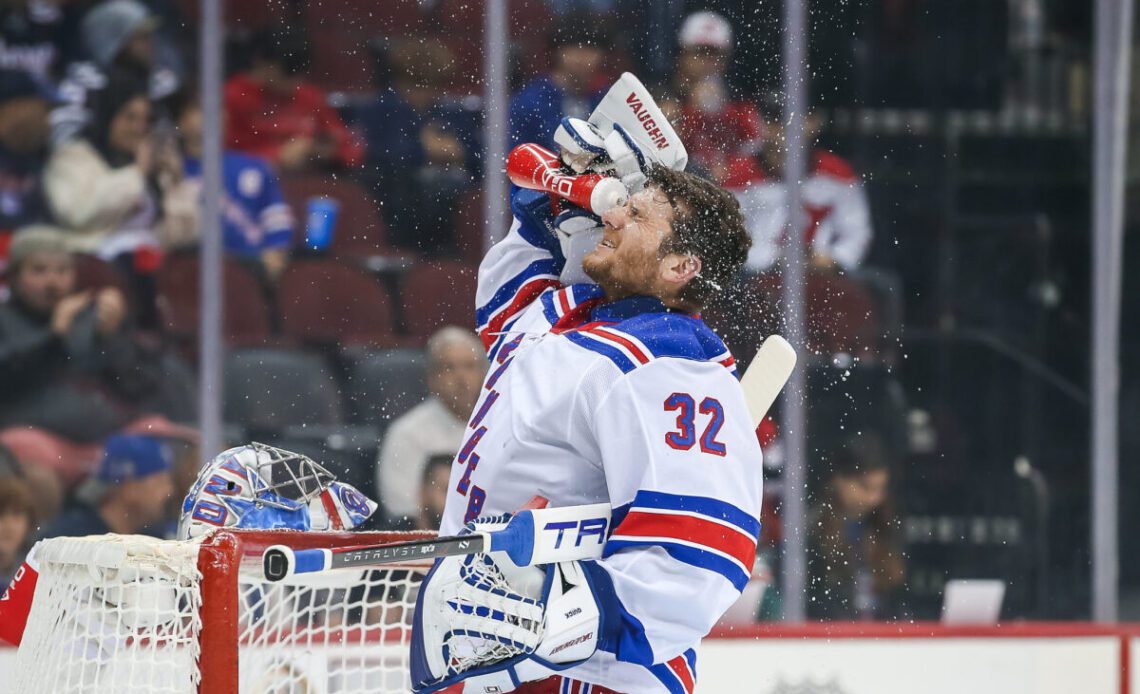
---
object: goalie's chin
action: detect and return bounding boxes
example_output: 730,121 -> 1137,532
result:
581,249 -> 610,284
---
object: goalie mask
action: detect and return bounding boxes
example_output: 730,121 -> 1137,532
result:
177,443 -> 378,539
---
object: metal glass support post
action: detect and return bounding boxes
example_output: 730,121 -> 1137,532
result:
198,0 -> 224,458
780,0 -> 810,623
1090,0 -> 1133,623
483,0 -> 509,251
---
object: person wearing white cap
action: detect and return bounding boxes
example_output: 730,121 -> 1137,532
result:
672,11 -> 766,189
675,10 -> 734,96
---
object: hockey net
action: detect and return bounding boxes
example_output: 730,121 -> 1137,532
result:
12,529 -> 435,693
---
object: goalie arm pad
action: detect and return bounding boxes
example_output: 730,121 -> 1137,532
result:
475,187 -> 567,354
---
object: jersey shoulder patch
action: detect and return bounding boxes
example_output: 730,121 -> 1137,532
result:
564,312 -> 736,375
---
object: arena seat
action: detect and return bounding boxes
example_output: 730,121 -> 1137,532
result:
339,347 -> 428,426
399,260 -> 478,340
280,175 -> 394,258
306,0 -> 427,91
156,251 -> 271,348
278,259 -> 399,347
224,347 -> 345,431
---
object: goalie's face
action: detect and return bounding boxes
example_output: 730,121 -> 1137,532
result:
583,186 -> 701,307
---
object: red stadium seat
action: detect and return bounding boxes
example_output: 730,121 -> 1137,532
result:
277,258 -> 398,347
399,259 -> 478,340
280,175 -> 395,258
305,1 -> 429,90
434,0 -> 554,92
156,252 -> 271,348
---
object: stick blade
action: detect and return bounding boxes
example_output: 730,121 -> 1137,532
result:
740,335 -> 798,427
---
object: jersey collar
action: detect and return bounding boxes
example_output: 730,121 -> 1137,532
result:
590,294 -> 669,322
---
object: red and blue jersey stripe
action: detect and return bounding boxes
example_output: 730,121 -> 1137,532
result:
559,304 -> 739,377
650,649 -> 697,694
476,258 -> 561,350
564,324 -> 654,374
606,490 -> 760,591
541,283 -> 605,331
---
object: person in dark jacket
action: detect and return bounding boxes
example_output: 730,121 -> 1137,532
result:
0,226 -> 165,514
0,69 -> 54,240
507,19 -> 608,148
358,37 -> 480,255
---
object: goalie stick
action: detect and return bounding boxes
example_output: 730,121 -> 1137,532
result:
262,335 -> 796,582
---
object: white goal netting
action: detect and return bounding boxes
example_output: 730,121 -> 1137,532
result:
9,531 -> 431,694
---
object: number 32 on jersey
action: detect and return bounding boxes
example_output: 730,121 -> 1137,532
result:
664,393 -> 727,456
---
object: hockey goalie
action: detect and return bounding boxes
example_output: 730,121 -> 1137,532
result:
408,74 -> 764,694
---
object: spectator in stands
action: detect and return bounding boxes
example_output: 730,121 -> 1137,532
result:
376,327 -> 486,525
0,0 -> 82,84
0,69 -> 53,240
164,87 -> 294,281
0,226 -> 166,515
672,11 -> 765,188
81,0 -> 178,93
44,74 -> 182,325
807,435 -> 906,620
706,95 -> 879,360
359,37 -> 480,255
52,0 -> 182,145
38,434 -> 175,539
508,18 -> 608,148
416,454 -> 452,531
0,476 -> 34,592
737,95 -> 873,274
225,27 -> 363,172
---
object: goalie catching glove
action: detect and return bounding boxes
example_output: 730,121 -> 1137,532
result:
555,117 -> 654,193
554,72 -> 688,194
549,72 -> 689,283
410,514 -> 605,693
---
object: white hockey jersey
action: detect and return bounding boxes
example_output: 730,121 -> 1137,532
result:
440,188 -> 764,693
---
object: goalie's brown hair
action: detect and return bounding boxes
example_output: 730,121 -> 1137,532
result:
648,166 -> 750,309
